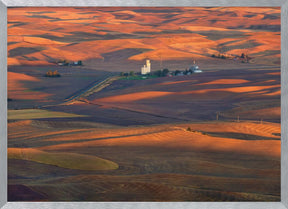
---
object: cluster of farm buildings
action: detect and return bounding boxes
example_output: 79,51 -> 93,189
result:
140,59 -> 202,76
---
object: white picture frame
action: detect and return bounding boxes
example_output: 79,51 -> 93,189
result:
1,0 -> 287,208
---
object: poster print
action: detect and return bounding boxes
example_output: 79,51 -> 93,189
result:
7,7 -> 280,201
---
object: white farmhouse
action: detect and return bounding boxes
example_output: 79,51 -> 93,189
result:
189,60 -> 202,73
141,60 -> 151,75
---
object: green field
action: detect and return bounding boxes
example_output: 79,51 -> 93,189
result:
8,109 -> 86,120
8,148 -> 119,171
119,75 -> 161,80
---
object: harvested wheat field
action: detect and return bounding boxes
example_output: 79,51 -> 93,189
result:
8,6 -> 280,202
8,119 -> 280,201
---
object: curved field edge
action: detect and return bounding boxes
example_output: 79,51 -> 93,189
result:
8,148 -> 119,171
8,109 -> 87,120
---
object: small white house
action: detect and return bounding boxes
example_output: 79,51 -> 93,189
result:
189,61 -> 202,73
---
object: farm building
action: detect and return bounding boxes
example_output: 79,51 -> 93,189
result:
189,61 -> 202,73
141,60 -> 151,75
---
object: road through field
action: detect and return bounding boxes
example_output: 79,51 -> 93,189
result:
62,75 -> 120,105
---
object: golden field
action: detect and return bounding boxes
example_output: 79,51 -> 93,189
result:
8,69 -> 281,201
8,7 -> 280,201
8,7 -> 280,67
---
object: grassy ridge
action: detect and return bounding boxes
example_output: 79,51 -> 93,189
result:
8,148 -> 119,171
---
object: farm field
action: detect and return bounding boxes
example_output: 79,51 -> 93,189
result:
8,109 -> 86,120
8,65 -> 117,109
7,7 -> 281,202
8,7 -> 280,67
42,68 -> 280,125
8,66 -> 280,201
8,119 -> 280,201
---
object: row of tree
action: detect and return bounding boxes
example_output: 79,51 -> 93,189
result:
211,42 -> 255,63
45,70 -> 61,77
120,68 -> 170,78
151,68 -> 170,77
120,67 -> 202,78
211,52 -> 252,63
120,71 -> 135,77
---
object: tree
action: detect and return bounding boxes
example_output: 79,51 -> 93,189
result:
45,70 -> 61,77
153,70 -> 162,77
129,71 -> 135,76
77,60 -> 83,65
46,70 -> 53,77
162,68 -> 169,76
175,70 -> 181,76
53,70 -> 58,76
